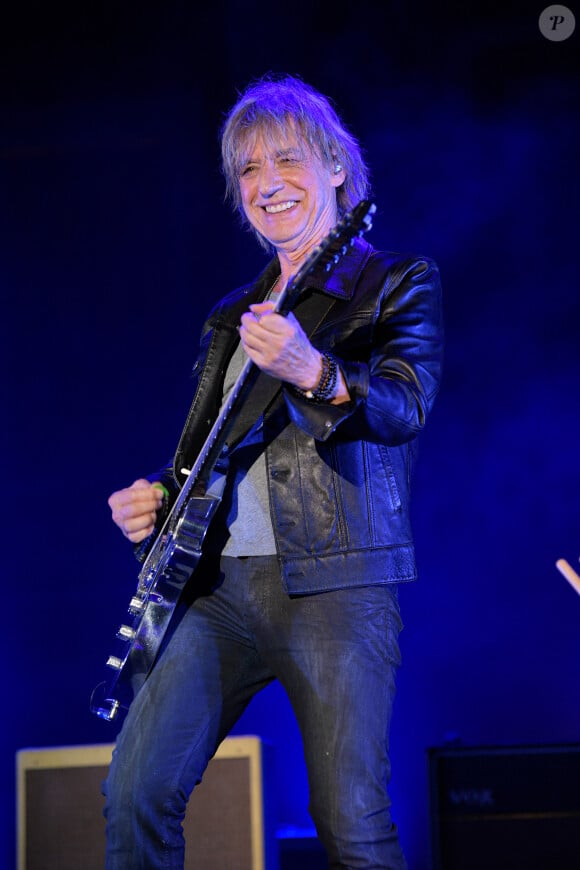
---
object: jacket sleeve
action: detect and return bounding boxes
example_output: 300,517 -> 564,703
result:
283,256 -> 444,446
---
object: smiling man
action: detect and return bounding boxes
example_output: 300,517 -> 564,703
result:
104,75 -> 444,869
238,136 -> 344,267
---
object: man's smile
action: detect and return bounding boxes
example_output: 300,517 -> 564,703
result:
263,200 -> 299,214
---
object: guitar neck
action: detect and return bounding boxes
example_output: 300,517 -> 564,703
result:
174,273 -> 296,502
180,352 -> 257,488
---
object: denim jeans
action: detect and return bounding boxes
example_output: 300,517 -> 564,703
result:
103,555 -> 407,869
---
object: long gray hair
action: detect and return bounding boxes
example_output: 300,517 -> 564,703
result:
221,74 -> 371,228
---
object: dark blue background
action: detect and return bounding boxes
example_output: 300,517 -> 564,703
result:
2,2 -> 579,868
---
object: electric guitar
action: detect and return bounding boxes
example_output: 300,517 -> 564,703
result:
91,200 -> 376,721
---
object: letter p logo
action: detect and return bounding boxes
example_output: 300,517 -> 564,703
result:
539,5 -> 576,41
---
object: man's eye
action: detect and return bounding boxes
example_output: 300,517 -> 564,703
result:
240,165 -> 257,177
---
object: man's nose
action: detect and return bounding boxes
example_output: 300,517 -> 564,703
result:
258,162 -> 284,197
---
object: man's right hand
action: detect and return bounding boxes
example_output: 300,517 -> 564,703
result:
108,479 -> 165,543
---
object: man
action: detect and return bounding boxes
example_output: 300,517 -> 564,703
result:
104,74 -> 443,869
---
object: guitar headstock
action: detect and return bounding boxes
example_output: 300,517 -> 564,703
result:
278,200 -> 376,312
317,199 -> 376,272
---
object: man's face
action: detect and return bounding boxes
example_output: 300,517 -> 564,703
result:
238,128 -> 345,258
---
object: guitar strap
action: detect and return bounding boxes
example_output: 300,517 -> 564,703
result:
224,287 -> 338,451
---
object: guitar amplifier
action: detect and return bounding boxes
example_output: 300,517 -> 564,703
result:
428,743 -> 580,870
17,736 -> 278,870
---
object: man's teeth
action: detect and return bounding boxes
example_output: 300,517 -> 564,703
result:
265,201 -> 296,214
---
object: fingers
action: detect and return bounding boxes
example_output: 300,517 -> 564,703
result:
108,479 -> 164,543
248,301 -> 277,321
239,305 -> 321,387
239,305 -> 298,355
240,304 -> 284,342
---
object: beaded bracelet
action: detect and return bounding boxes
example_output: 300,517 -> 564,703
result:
293,352 -> 338,402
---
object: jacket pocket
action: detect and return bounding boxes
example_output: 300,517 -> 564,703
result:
377,444 -> 402,512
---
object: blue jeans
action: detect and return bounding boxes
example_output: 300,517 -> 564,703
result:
103,555 -> 407,869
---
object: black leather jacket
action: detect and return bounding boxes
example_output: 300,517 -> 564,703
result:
153,237 -> 443,595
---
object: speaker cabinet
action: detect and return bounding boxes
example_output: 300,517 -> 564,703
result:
17,736 -> 278,870
428,743 -> 580,870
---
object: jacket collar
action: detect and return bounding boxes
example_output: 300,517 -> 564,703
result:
253,236 -> 373,304
307,236 -> 373,299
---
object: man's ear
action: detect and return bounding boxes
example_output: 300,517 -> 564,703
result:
331,162 -> 346,187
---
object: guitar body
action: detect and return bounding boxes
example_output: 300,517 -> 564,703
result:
92,493 -> 222,720
92,200 -> 376,722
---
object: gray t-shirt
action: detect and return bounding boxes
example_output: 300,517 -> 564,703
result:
220,340 -> 277,556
